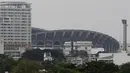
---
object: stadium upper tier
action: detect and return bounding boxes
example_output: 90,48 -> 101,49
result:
32,27 -> 119,53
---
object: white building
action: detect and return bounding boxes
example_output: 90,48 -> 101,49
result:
97,53 -> 114,63
96,43 -> 130,65
97,52 -> 130,65
63,41 -> 93,56
70,57 -> 83,65
64,41 -> 94,64
0,1 -> 31,58
88,48 -> 104,62
43,52 -> 53,61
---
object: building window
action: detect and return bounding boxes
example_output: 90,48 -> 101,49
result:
22,21 -> 27,23
4,18 -> 9,20
22,15 -> 27,17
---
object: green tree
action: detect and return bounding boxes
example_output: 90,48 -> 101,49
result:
22,49 -> 65,62
119,62 -> 130,73
52,62 -> 81,73
22,49 -> 43,61
12,59 -> 41,73
0,54 -> 17,73
84,61 -> 119,73
0,60 -> 5,73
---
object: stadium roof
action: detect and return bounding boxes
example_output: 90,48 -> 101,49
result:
32,27 -> 119,53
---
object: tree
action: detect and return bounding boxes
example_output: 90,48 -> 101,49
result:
52,62 -> 81,73
22,49 -> 65,62
0,54 -> 17,73
84,61 -> 119,73
119,62 -> 130,73
50,49 -> 65,62
22,49 -> 43,61
12,59 -> 41,73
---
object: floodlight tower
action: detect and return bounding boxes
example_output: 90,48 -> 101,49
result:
122,19 -> 128,52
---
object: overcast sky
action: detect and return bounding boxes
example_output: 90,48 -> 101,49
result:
1,0 -> 130,43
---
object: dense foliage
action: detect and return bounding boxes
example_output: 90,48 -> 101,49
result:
119,63 -> 130,73
22,49 -> 65,62
22,49 -> 43,61
1,49 -> 130,73
84,61 -> 119,73
12,59 -> 41,73
0,54 -> 17,73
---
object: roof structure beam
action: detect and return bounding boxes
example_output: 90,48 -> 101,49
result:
45,32 -> 47,39
53,32 -> 56,38
79,31 -> 83,36
71,31 -> 75,37
62,31 -> 66,37
86,32 -> 90,38
93,33 -> 98,38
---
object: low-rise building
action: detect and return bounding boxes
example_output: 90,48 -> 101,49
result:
97,53 -> 114,63
66,56 -> 84,65
63,41 -> 93,56
97,52 -> 130,65
88,48 -> 104,62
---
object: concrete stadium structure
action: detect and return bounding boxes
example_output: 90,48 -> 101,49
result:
32,27 -> 119,53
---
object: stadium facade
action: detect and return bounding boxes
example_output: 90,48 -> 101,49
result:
32,27 -> 120,53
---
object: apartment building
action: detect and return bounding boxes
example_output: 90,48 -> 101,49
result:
0,1 -> 31,59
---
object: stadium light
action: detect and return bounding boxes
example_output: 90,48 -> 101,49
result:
122,19 -> 128,52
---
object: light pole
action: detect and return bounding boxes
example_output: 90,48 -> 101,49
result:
122,19 -> 128,52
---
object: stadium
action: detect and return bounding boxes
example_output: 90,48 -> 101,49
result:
32,27 -> 120,53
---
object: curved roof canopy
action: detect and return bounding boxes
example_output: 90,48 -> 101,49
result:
32,27 -> 119,53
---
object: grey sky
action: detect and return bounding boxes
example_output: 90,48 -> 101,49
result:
2,0 -> 130,43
